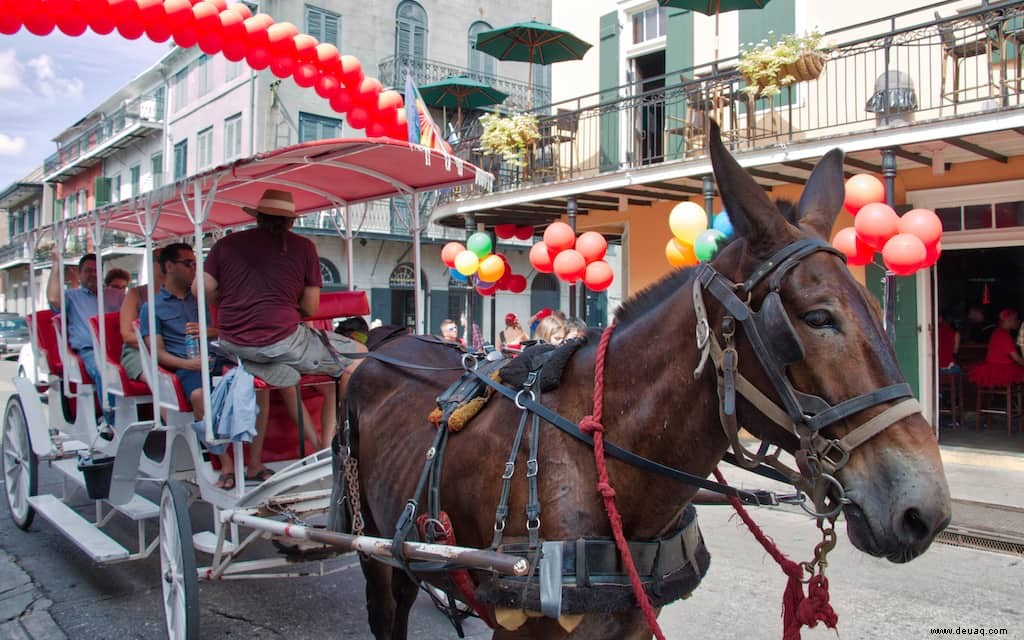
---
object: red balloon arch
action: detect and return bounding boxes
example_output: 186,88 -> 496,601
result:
0,0 -> 410,141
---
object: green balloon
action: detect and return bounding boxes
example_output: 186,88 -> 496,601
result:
694,229 -> 726,262
467,232 -> 492,258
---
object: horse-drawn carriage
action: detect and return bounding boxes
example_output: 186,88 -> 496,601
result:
2,130 -> 951,640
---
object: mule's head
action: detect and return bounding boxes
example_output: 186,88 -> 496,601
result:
707,123 -> 951,562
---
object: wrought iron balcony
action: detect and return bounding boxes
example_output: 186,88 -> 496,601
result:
378,54 -> 548,114
43,92 -> 165,181
446,0 -> 1024,195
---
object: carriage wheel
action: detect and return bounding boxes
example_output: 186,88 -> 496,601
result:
2,395 -> 37,530
160,480 -> 199,640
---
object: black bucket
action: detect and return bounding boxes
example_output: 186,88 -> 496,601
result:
78,456 -> 115,500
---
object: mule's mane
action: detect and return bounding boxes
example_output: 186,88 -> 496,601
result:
613,265 -> 699,327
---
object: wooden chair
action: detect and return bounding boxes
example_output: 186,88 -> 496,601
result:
937,11 -> 998,111
974,381 -> 1021,434
938,369 -> 963,428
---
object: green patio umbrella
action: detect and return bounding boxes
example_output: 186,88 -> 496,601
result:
658,0 -> 772,61
474,20 -> 592,107
418,75 -> 508,130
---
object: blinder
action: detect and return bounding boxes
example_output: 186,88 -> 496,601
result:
755,291 -> 804,366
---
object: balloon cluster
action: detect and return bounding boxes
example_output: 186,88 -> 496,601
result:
442,233 -> 527,297
0,0 -> 406,139
665,201 -> 733,268
832,174 -> 943,276
528,222 -> 614,291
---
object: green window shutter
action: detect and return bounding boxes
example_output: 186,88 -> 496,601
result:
598,11 -> 620,173
370,288 -> 390,327
664,9 -> 694,161
306,6 -> 324,42
429,289 -> 448,338
866,264 -> 919,397
324,13 -> 339,48
94,177 -> 111,206
739,0 -> 796,107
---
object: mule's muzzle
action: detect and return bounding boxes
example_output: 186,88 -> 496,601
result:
842,498 -> 950,563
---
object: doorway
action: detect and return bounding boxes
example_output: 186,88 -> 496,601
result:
632,50 -> 665,165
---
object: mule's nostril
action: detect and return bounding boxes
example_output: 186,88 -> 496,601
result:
901,507 -> 931,543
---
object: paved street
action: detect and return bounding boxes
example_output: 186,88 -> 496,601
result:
1,359 -> 1022,639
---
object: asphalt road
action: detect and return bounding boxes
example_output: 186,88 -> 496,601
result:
1,359 -> 1022,639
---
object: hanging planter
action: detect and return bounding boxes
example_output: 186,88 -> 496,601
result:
739,31 -> 828,98
478,112 -> 540,168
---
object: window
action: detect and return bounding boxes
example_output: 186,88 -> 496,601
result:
468,21 -> 495,78
173,139 -> 188,180
224,114 -> 242,160
632,6 -> 667,44
226,57 -> 244,81
151,152 -> 163,189
112,174 -> 122,201
306,5 -> 339,48
197,126 -> 214,169
129,164 -> 141,197
172,68 -> 188,111
298,112 -> 342,142
197,55 -> 210,96
395,1 -> 427,62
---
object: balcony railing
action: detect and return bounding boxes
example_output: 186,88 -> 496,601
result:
0,242 -> 31,265
447,0 -> 1024,195
44,92 -> 165,177
293,200 -> 470,240
378,53 -> 548,114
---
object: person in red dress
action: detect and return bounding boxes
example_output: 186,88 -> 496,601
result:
969,308 -> 1024,387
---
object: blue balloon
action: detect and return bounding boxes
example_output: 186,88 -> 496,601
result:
712,210 -> 734,238
450,267 -> 468,282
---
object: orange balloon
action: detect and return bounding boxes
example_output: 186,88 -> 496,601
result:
831,227 -> 874,266
897,208 -> 942,248
844,174 -> 885,215
583,261 -> 614,291
922,241 -> 942,269
854,202 -> 900,251
882,233 -> 927,276
477,254 -> 506,283
543,222 -> 576,253
665,238 -> 698,268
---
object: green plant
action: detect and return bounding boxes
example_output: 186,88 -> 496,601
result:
738,31 -> 826,98
478,112 -> 540,167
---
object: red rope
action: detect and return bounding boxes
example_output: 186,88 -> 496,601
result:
579,324 -> 667,640
711,468 -> 838,640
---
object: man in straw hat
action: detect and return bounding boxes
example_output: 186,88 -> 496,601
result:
198,188 -> 365,481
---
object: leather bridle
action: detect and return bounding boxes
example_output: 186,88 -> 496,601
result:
693,237 -> 922,518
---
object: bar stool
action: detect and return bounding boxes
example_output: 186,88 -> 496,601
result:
938,368 -> 963,428
974,382 -> 1021,434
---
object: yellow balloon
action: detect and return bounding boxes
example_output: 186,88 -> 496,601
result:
477,254 -> 506,282
665,238 -> 698,269
669,201 -> 708,245
454,250 -> 480,276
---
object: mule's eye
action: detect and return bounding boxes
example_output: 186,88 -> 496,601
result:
803,309 -> 834,328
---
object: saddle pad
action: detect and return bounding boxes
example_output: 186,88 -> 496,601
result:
428,358 -> 508,432
499,336 -> 587,392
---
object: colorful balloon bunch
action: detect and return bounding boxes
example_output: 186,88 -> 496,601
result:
665,201 -> 732,268
832,174 -> 943,276
442,234 -> 527,297
0,0 -> 406,139
528,222 -> 614,291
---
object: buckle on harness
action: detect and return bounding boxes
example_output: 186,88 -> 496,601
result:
502,462 -> 515,479
816,438 -> 850,471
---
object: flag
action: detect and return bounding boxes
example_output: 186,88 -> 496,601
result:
403,71 -> 451,153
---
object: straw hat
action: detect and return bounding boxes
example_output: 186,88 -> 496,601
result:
242,188 -> 300,218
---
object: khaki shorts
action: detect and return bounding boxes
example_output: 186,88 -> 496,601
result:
121,345 -> 143,380
219,325 -> 359,377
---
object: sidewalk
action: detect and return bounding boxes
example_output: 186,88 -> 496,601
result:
0,549 -> 64,640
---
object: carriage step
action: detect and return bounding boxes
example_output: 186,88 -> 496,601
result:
193,531 -> 236,555
27,495 -> 130,563
50,458 -> 159,520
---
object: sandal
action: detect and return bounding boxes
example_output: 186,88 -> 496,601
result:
245,468 -> 275,483
215,472 -> 236,490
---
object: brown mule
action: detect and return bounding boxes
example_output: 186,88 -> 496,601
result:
342,124 -> 951,639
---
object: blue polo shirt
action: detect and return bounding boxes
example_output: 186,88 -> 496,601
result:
53,286 -> 125,352
140,287 -> 207,359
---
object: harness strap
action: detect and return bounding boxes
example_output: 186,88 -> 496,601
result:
491,382 -> 535,549
827,398 -> 922,459
350,350 -> 465,371
526,391 -> 543,548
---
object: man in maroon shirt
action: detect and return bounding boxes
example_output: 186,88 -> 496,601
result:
200,189 -> 364,480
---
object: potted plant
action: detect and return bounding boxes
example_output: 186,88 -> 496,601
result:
478,112 -> 541,167
738,31 -> 828,98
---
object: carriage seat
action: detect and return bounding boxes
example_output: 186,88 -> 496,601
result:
51,314 -> 93,386
133,320 -> 192,414
88,313 -> 151,397
26,309 -> 63,380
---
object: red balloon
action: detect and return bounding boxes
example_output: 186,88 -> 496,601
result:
329,89 -> 353,114
923,241 -> 942,269
293,62 -> 319,88
508,274 -> 528,294
390,109 -> 409,141
293,34 -> 319,62
897,208 -> 942,248
197,30 -> 225,54
172,25 -> 199,48
514,225 -> 534,241
246,46 -> 272,70
242,13 -> 272,49
441,242 -> 465,268
584,261 -> 614,291
267,22 -> 298,55
575,231 -> 607,263
347,106 -> 370,130
191,0 -> 220,30
367,119 -> 387,138
206,0 -> 227,10
24,12 -> 55,36
163,0 -> 193,27
494,224 -> 516,239
831,227 -> 874,267
476,284 -> 495,297
882,233 -> 927,276
854,202 -> 900,251
145,20 -> 172,41
339,55 -> 364,89
529,241 -> 556,273
270,54 -> 296,79
57,11 -> 89,36
222,37 -> 246,60
0,15 -> 21,35
378,90 -> 403,112
553,250 -> 587,283
138,0 -> 166,27
117,19 -> 146,39
844,174 -> 886,215
543,222 -> 575,253
355,77 -> 382,107
45,0 -> 75,15
228,2 -> 251,20
315,43 -> 341,73
315,73 -> 340,99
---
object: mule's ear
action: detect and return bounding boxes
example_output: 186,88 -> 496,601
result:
796,148 -> 846,240
709,121 -> 785,256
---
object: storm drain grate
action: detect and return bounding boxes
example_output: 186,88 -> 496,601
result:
935,527 -> 1024,557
